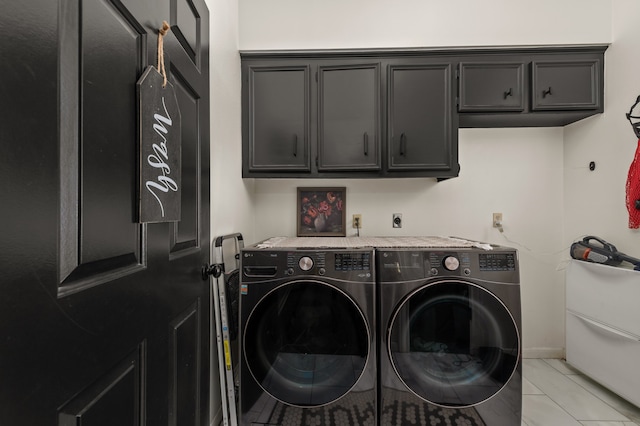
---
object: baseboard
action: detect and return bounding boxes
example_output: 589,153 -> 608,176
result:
211,407 -> 222,426
523,347 -> 565,359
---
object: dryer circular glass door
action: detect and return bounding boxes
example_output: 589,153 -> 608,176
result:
388,280 -> 520,407
244,280 -> 370,407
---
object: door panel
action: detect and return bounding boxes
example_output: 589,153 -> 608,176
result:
318,64 -> 381,171
245,65 -> 311,172
173,0 -> 200,61
81,0 -> 141,265
171,71 -> 201,254
458,62 -> 525,112
388,64 -> 454,171
170,301 -> 202,426
531,60 -> 600,110
58,343 -> 145,426
58,0 -> 146,291
0,0 -> 210,425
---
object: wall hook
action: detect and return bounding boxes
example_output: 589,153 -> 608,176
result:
626,95 -> 640,138
589,161 -> 596,171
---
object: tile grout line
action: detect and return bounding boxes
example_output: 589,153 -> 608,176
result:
566,375 -> 639,426
523,394 -> 582,426
560,371 -> 635,423
541,359 -> 590,423
524,360 -> 591,423
542,358 -> 635,424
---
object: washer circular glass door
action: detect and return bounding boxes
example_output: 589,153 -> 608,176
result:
244,280 -> 370,407
388,280 -> 519,407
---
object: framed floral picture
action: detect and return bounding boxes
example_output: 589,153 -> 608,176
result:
297,187 -> 346,237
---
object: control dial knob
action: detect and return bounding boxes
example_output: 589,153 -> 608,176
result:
443,256 -> 460,271
298,256 -> 314,271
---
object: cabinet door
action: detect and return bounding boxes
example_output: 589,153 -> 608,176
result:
318,64 -> 381,171
531,60 -> 601,110
388,63 -> 455,171
246,65 -> 310,172
458,62 -> 525,112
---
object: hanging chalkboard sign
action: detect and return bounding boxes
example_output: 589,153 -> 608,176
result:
137,65 -> 182,223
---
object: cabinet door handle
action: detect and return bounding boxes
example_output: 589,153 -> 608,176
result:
363,132 -> 369,156
293,134 -> 298,157
504,88 -> 513,99
400,133 -> 406,156
542,86 -> 552,98
567,309 -> 640,342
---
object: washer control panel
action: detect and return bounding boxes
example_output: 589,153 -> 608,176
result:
377,248 -> 519,283
427,252 -> 472,276
334,252 -> 371,272
242,248 -> 374,282
287,252 -> 325,274
479,253 -> 516,271
287,250 -> 372,279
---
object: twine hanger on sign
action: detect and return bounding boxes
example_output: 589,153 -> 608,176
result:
157,21 -> 170,87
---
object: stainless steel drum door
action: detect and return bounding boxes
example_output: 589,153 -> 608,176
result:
388,280 -> 520,407
244,279 -> 370,407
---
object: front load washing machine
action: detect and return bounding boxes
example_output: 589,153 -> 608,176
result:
239,247 -> 376,426
377,247 -> 521,426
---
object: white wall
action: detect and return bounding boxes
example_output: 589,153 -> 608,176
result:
209,0 -> 253,241
239,0 -> 611,50
207,0 -> 250,424
564,0 -> 640,256
238,0 -> 614,358
252,129 -> 567,356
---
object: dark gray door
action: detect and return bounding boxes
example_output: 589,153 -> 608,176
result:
387,63 -> 456,172
243,63 -> 311,173
458,62 -> 525,112
0,0 -> 210,425
531,60 -> 600,110
318,63 -> 381,171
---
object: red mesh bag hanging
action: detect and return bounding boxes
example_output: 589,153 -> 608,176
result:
626,139 -> 640,228
625,96 -> 640,229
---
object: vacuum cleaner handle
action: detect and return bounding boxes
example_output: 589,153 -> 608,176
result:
582,235 -> 618,253
581,236 -> 640,270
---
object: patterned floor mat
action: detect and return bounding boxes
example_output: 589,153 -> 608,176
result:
257,390 -> 486,425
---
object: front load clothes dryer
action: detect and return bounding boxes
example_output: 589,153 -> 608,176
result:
239,247 -> 376,426
377,247 -> 521,426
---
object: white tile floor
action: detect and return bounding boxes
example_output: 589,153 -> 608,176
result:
523,359 -> 640,426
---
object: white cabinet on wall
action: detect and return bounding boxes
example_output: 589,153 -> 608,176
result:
566,260 -> 640,407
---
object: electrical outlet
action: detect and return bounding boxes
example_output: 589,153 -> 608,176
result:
353,214 -> 362,228
493,213 -> 503,228
393,213 -> 402,228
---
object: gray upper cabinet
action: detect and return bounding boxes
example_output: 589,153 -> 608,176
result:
318,63 -> 381,171
388,62 -> 457,173
458,62 -> 525,112
457,46 -> 606,128
531,59 -> 600,111
240,45 -> 606,179
243,63 -> 311,173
